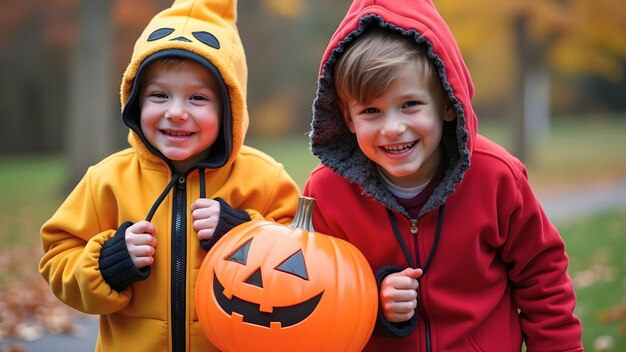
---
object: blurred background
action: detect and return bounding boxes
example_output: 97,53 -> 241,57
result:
1,0 -> 625,351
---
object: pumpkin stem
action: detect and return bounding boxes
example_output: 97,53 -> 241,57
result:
288,196 -> 316,231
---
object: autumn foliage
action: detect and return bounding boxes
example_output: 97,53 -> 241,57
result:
0,246 -> 90,346
434,0 -> 626,104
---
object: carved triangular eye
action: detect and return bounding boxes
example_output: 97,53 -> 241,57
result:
225,238 -> 252,265
275,250 -> 308,280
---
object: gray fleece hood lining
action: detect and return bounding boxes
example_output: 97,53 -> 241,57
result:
309,15 -> 470,217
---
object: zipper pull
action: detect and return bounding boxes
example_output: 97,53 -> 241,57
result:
410,219 -> 418,235
176,175 -> 186,191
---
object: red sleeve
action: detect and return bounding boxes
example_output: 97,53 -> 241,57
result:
500,173 -> 583,351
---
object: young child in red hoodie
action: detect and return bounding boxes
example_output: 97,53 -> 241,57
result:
303,0 -> 583,351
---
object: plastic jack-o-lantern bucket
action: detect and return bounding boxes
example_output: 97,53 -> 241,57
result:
196,196 -> 378,351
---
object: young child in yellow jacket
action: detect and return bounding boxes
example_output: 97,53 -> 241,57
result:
39,1 -> 300,351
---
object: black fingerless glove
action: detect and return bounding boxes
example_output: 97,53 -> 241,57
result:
99,221 -> 151,291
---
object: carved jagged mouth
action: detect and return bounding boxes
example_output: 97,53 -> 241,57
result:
212,272 -> 323,328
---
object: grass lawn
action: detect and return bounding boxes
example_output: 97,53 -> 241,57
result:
1,116 -> 625,349
479,116 -> 626,194
562,209 -> 626,350
0,154 -> 66,248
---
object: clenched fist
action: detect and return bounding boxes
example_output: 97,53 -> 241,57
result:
190,198 -> 221,241
380,267 -> 423,322
125,220 -> 157,269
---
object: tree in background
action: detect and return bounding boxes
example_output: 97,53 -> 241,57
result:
64,1 -> 113,189
0,0 -> 75,154
1,0 -> 625,165
437,0 -> 626,161
238,0 -> 349,137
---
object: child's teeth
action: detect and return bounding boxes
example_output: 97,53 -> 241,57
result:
386,142 -> 413,152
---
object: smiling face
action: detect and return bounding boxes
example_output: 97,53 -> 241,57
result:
341,61 -> 455,188
139,59 -> 221,172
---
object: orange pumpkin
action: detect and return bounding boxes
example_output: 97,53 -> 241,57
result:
196,196 -> 378,351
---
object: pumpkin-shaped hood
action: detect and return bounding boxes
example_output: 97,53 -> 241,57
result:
121,0 -> 248,168
309,0 -> 475,215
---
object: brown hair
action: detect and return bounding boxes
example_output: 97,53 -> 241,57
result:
334,29 -> 440,104
154,57 -> 190,70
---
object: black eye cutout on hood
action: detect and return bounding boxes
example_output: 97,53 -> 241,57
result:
193,31 -> 220,49
146,28 -> 221,49
148,28 -> 175,41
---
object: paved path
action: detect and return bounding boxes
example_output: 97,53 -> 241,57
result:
1,318 -> 99,352
537,182 -> 626,224
4,182 -> 625,351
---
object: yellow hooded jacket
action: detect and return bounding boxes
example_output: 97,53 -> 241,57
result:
39,1 -> 300,350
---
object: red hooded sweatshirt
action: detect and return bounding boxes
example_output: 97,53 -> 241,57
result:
303,0 -> 583,351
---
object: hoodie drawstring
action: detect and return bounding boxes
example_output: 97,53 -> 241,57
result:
386,203 -> 445,273
145,173 -> 181,222
386,204 -> 445,352
144,168 -> 207,222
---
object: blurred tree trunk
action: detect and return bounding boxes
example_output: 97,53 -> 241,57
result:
512,13 -> 552,163
512,4 -> 563,163
524,65 -> 551,142
65,2 -> 114,190
511,14 -> 529,163
0,12 -> 48,154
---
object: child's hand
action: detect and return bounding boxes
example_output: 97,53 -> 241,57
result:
380,267 -> 423,322
190,198 -> 221,241
125,221 -> 157,269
